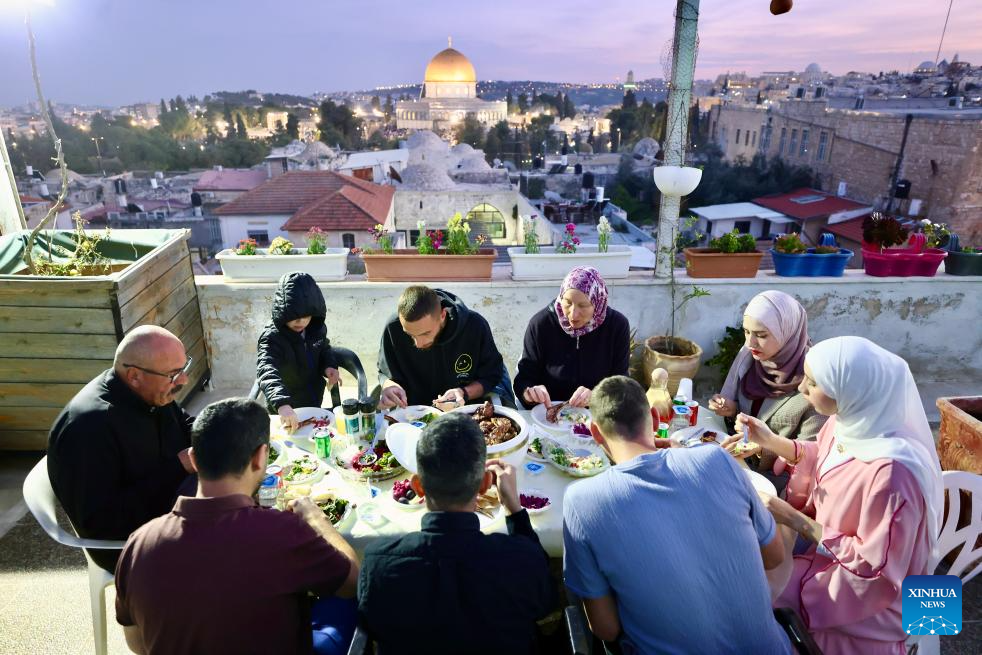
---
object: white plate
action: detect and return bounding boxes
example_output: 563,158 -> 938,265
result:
282,407 -> 336,452
543,441 -> 610,478
388,480 -> 427,511
672,426 -> 726,447
282,454 -> 326,486
266,441 -> 289,468
745,469 -> 778,496
384,405 -> 443,426
519,488 -> 552,515
530,402 -> 591,433
525,433 -> 558,463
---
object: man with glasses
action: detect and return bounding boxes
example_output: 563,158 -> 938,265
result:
48,325 -> 197,572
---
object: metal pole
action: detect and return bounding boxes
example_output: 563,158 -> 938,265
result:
655,0 -> 699,278
0,127 -> 27,234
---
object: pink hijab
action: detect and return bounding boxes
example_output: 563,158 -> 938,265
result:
721,290 -> 810,401
554,266 -> 609,338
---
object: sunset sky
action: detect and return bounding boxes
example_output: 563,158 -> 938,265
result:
1,0 -> 978,106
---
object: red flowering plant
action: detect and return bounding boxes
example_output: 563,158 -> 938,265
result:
306,227 -> 328,254
235,238 -> 258,256
366,224 -> 394,254
415,221 -> 445,255
556,223 -> 581,254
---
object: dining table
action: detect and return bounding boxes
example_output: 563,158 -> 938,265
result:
269,402 -> 775,558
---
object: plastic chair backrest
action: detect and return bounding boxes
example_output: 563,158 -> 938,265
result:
933,470 -> 982,584
22,456 -> 126,550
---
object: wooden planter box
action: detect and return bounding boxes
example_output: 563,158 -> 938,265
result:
361,249 -> 496,281
684,248 -> 763,278
0,229 -> 208,450
937,396 -> 982,474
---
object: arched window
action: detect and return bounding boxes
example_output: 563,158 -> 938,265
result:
466,203 -> 505,239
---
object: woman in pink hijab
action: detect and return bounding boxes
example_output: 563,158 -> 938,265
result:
513,266 -> 630,409
724,336 -> 943,655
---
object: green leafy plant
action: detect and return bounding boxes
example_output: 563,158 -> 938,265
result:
368,224 -> 394,254
445,212 -> 487,255
523,215 -> 540,254
862,212 -> 908,252
919,219 -> 951,249
814,245 -> 840,254
306,227 -> 327,254
235,238 -> 258,256
774,233 -> 807,254
705,325 -> 745,387
415,221 -> 444,255
710,230 -> 757,254
268,236 -> 294,255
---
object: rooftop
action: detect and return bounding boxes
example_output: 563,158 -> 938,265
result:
192,169 -> 267,192
752,188 -> 872,221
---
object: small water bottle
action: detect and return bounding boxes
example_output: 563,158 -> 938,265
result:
258,475 -> 280,508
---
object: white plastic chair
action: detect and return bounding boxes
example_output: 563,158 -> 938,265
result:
907,470 -> 982,655
22,456 -> 126,655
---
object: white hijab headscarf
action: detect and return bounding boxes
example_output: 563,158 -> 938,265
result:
806,336 -> 943,546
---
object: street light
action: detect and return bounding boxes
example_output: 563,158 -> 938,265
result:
90,136 -> 104,175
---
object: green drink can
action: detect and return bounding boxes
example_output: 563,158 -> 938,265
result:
313,429 -> 332,459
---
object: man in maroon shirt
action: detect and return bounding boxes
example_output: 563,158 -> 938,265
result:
114,398 -> 359,655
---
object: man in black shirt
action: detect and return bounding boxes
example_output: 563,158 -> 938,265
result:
47,325 -> 196,572
378,286 -> 510,409
358,413 -> 556,654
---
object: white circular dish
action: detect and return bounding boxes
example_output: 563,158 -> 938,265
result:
266,441 -> 289,468
385,405 -> 443,426
281,407 -> 336,451
672,426 -> 726,447
530,402 -> 592,434
519,488 -> 552,515
543,441 -> 610,478
282,453 -> 326,486
388,480 -> 427,511
525,433 -> 557,463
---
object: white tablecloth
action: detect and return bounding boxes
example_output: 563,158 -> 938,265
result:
271,407 -> 767,557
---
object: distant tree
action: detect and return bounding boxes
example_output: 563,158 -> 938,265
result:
454,115 -> 485,149
174,95 -> 188,113
236,114 -> 248,139
383,95 -> 394,120
371,95 -> 381,112
563,94 -> 576,119
610,127 -> 620,152
223,104 -> 235,140
484,127 -> 501,164
622,90 -> 637,110
286,112 -> 299,139
506,90 -> 514,113
317,100 -> 363,149
517,93 -> 528,113
159,99 -> 169,118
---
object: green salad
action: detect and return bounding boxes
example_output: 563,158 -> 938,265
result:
317,498 -> 349,525
284,455 -> 319,482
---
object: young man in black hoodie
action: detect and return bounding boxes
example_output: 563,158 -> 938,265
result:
257,272 -> 339,432
378,286 -> 508,408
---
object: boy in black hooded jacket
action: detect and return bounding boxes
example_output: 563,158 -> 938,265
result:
257,272 -> 339,431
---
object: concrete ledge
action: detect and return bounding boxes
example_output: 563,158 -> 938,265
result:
194,269 -> 982,421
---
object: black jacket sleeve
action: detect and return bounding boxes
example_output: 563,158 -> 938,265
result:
377,324 -> 405,388
506,510 -> 559,618
472,315 -> 504,395
51,412 -> 187,540
257,332 -> 293,409
317,336 -> 336,373
513,317 -> 545,409
611,312 -> 631,377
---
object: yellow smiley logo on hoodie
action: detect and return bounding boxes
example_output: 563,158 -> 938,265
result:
454,354 -> 473,374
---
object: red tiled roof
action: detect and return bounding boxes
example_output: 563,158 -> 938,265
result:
752,188 -> 870,221
215,170 -> 394,231
193,169 -> 267,192
824,214 -> 870,244
19,195 -> 46,204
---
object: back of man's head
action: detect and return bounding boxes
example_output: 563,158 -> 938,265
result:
416,413 -> 486,507
398,285 -> 441,322
591,376 -> 650,441
192,398 -> 269,481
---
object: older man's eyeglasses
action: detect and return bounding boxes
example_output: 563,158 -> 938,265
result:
123,356 -> 193,385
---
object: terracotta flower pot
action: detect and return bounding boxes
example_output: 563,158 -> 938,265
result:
642,336 -> 703,397
361,249 -> 496,282
684,248 -> 763,278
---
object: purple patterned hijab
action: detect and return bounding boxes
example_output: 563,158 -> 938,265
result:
554,266 -> 609,338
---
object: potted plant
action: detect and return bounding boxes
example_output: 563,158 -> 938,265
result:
684,229 -> 763,278
861,213 -> 946,277
943,234 -> 982,276
360,213 -> 496,282
215,227 -> 349,282
508,217 -> 633,280
770,232 -> 853,277
643,216 -> 709,397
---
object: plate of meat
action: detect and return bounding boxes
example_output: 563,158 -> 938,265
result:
530,401 -> 591,434
449,401 -> 529,469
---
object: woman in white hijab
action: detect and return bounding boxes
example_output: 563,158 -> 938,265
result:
724,336 -> 943,655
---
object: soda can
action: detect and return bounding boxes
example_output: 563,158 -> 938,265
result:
657,422 -> 670,439
686,401 -> 699,426
265,464 -> 283,485
314,431 -> 332,459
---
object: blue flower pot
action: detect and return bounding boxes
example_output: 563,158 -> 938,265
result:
770,248 -> 854,277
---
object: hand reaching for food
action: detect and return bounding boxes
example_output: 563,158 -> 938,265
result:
278,405 -> 299,432
523,385 -> 552,408
380,385 -> 408,409
568,386 -> 591,408
433,387 -> 465,411
708,394 -> 738,418
486,458 -> 521,515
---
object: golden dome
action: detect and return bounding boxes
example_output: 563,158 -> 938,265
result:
424,47 -> 476,83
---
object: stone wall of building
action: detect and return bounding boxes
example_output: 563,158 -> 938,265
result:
392,189 -> 539,244
708,104 -> 767,162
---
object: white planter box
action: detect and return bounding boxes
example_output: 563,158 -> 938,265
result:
507,245 -> 633,280
216,248 -> 349,282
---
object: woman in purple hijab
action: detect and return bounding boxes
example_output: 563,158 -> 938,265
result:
513,267 -> 631,409
710,290 -> 827,489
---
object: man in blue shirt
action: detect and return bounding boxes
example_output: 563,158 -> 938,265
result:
562,376 -> 791,654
